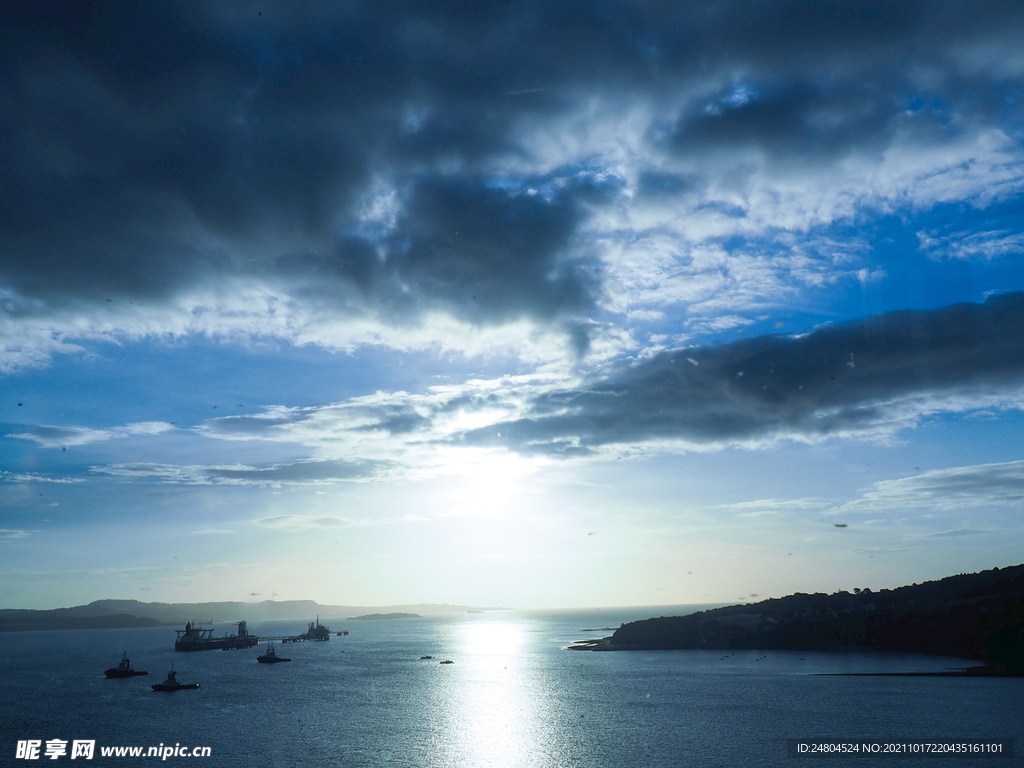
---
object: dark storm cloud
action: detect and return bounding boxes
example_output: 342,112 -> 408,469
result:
669,81 -> 898,161
3,1 -> 1024,329
0,0 -> 613,324
460,293 -> 1024,454
276,174 -> 608,324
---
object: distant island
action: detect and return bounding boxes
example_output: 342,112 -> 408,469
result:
570,564 -> 1024,673
349,613 -> 421,621
0,600 -> 492,633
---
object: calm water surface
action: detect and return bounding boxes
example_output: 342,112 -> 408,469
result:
1,608 -> 1020,767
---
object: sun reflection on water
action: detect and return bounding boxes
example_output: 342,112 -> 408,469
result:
458,619 -> 527,657
442,619 -> 540,768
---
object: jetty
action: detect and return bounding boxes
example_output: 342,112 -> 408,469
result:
254,617 -> 345,645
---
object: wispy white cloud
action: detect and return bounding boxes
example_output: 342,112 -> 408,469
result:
255,515 -> 356,531
254,513 -> 428,531
718,498 -> 831,517
93,458 -> 394,486
7,421 -> 174,448
919,528 -> 993,538
0,285 -> 598,374
685,314 -> 757,335
0,471 -> 83,484
66,295 -> 1024,485
192,374 -> 564,469
832,460 -> 1024,516
918,229 -> 1024,261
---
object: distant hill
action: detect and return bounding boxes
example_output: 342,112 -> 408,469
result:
0,611 -> 162,632
574,565 -> 1024,669
0,600 -> 498,632
350,613 -> 420,620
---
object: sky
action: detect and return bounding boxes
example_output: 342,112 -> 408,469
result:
2,0 -> 1024,611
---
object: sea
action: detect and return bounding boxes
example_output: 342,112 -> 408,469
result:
1,607 -> 1020,767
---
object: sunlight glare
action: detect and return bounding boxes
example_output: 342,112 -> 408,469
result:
459,619 -> 527,657
447,619 -> 538,768
436,449 -> 546,518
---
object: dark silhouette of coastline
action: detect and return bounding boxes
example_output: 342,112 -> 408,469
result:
570,565 -> 1024,675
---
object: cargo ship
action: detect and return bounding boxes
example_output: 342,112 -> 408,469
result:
174,620 -> 259,652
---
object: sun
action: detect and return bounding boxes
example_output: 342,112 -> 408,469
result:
434,448 -> 546,518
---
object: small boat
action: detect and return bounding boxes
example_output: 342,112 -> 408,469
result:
257,641 -> 291,663
439,659 -> 454,665
104,651 -> 147,678
151,665 -> 200,691
420,655 -> 434,660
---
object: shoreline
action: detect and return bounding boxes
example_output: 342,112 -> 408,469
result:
567,638 -> 1022,676
819,666 -> 1023,678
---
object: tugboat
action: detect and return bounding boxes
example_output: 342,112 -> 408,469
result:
151,665 -> 200,691
104,652 -> 148,678
256,641 -> 291,663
